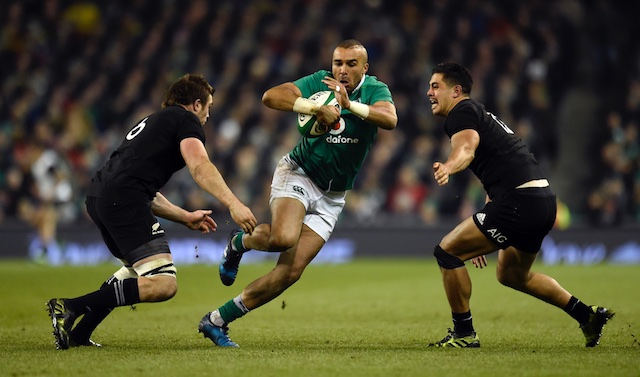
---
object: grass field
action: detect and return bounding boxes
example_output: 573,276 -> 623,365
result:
1,258 -> 639,377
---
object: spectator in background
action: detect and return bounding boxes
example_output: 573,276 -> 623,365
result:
587,177 -> 626,227
0,0 -> 638,231
26,140 -> 73,261
588,110 -> 639,226
0,113 -> 75,263
385,164 -> 429,215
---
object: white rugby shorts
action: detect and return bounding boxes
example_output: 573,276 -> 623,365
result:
270,155 -> 346,241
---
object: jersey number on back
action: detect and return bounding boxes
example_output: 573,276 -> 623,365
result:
126,117 -> 148,140
487,112 -> 514,134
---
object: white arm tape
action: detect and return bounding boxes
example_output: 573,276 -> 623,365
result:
293,97 -> 320,115
349,102 -> 370,119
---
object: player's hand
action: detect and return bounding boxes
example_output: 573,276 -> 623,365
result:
229,202 -> 257,235
433,162 -> 450,186
316,105 -> 341,129
184,210 -> 217,233
471,255 -> 488,269
322,76 -> 349,109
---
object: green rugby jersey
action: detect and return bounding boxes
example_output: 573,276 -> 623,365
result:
290,70 -> 394,191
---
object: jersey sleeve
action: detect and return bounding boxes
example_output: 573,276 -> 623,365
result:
293,70 -> 331,98
361,77 -> 394,105
176,112 -> 206,144
444,103 -> 478,138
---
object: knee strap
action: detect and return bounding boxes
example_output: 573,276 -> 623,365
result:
134,258 -> 177,278
434,245 -> 465,269
113,265 -> 138,281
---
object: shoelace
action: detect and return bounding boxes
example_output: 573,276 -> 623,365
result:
431,329 -> 455,345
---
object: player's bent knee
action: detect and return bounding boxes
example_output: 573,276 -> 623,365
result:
496,270 -> 525,289
139,275 -> 177,302
269,265 -> 302,291
268,234 -> 296,251
433,245 -> 465,269
157,276 -> 178,300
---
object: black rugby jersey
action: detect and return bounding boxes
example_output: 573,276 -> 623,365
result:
87,106 -> 205,201
444,99 -> 544,199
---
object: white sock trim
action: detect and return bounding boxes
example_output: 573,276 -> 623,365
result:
233,295 -> 250,314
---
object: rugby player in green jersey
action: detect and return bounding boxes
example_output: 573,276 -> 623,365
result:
198,39 -> 398,347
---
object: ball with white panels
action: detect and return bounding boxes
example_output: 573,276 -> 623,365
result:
297,91 -> 341,138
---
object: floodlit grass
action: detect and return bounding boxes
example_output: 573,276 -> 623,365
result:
1,259 -> 639,377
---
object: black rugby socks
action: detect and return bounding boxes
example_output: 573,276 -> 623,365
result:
563,296 -> 592,325
66,278 -> 141,315
452,311 -> 475,336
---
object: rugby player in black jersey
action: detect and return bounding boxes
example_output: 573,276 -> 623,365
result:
426,62 -> 612,348
46,74 -> 256,349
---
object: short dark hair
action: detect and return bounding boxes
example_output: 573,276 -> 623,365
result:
337,39 -> 364,49
336,39 -> 368,63
432,63 -> 473,95
161,74 -> 215,108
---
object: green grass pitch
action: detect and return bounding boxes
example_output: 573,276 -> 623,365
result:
1,258 -> 639,377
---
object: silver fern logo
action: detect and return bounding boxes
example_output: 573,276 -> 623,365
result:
151,222 -> 165,235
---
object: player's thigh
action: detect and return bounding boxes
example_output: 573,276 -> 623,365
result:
276,224 -> 325,275
496,247 -> 537,281
440,216 -> 498,260
270,197 -> 306,239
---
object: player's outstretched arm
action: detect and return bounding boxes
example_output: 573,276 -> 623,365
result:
151,192 -> 217,233
180,137 -> 257,234
433,129 -> 480,186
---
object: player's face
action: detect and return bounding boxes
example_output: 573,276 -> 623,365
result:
331,47 -> 369,94
195,94 -> 213,126
427,73 -> 456,117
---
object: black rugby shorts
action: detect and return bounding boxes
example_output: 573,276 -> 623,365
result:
85,196 -> 169,262
472,187 -> 556,253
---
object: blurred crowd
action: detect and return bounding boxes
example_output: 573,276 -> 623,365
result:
0,0 -> 638,252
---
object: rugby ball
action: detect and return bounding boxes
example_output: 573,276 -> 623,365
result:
297,91 -> 341,138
